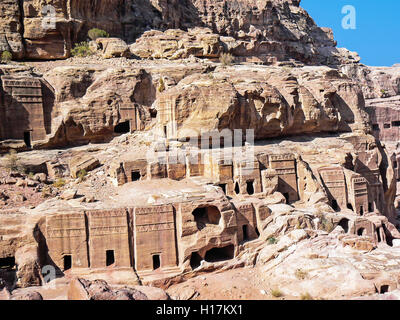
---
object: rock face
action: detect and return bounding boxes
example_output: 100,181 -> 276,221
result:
0,0 -> 400,302
155,65 -> 369,141
0,0 -> 358,64
342,64 -> 400,209
67,278 -> 149,300
130,28 -> 224,60
41,66 -> 155,147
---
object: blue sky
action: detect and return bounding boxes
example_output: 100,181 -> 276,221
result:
301,0 -> 400,66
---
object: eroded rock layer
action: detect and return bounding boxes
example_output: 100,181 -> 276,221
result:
1,0 -> 358,64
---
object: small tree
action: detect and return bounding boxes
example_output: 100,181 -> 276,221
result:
88,28 -> 110,41
71,42 -> 93,57
1,51 -> 12,63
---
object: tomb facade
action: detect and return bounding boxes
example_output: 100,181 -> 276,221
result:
0,76 -> 47,146
134,205 -> 178,273
268,154 -> 299,203
44,212 -> 89,271
87,209 -> 131,268
349,176 -> 369,216
319,167 -> 348,211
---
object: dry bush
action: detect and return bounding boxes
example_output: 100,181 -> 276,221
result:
295,269 -> 308,280
300,292 -> 313,300
271,288 -> 283,298
220,53 -> 234,66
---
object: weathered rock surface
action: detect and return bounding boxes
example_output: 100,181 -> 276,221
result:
130,28 -> 224,60
0,0 -> 399,303
0,0 -> 359,64
155,64 -> 369,141
67,278 -> 154,300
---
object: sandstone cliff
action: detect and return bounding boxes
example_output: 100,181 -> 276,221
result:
0,0 -> 359,65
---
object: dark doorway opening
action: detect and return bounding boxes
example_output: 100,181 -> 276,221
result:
190,252 -> 202,270
331,199 -> 339,211
372,124 -> 380,131
376,227 -> 382,242
219,184 -> 227,194
152,254 -> 161,270
283,193 -> 290,204
24,131 -> 32,148
383,224 -> 394,247
360,206 -> 364,216
131,170 -> 141,181
347,203 -> 354,211
234,181 -> 240,195
163,126 -> 167,137
204,245 -> 234,263
0,256 -> 15,269
392,121 -> 400,127
242,225 -> 249,241
150,109 -> 157,118
357,228 -> 365,236
380,285 -> 389,294
106,250 -> 115,266
246,181 -> 254,195
192,206 -> 221,230
368,202 -> 373,212
338,218 -> 349,233
114,121 -> 130,134
63,255 -> 72,271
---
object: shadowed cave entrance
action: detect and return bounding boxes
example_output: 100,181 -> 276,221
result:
190,252 -> 203,270
246,181 -> 254,195
357,228 -> 365,236
192,206 -> 221,230
234,181 -> 240,195
242,225 -> 249,241
131,170 -> 141,181
0,257 -> 15,269
204,245 -> 234,263
24,131 -> 32,148
338,218 -> 349,233
331,199 -> 339,211
380,285 -> 390,294
114,121 -> 130,134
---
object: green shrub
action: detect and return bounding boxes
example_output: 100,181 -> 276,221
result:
157,77 -> 165,93
71,42 -> 93,57
267,237 -> 278,245
88,28 -> 109,41
1,51 -> 12,63
321,216 -> 334,233
53,178 -> 66,188
219,52 -> 234,66
77,169 -> 88,182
